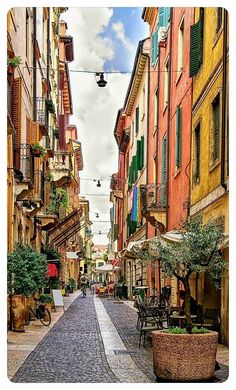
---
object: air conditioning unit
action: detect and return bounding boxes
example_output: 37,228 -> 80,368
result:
158,27 -> 167,42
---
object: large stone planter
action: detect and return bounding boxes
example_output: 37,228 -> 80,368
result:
11,295 -> 26,332
152,330 -> 218,381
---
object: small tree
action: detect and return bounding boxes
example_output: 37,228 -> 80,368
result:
7,244 -> 47,297
133,215 -> 226,333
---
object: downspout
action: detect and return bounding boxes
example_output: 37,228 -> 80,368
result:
31,7 -> 37,243
166,8 -> 173,231
142,47 -> 150,240
155,40 -> 161,228
221,9 -> 228,191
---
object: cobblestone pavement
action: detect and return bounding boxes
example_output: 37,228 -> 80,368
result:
101,298 -> 229,383
10,292 -> 229,383
11,293 -> 119,383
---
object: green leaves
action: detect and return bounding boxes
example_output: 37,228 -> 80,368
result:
7,244 -> 47,297
47,188 -> 69,215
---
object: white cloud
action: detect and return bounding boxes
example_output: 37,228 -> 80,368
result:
112,21 -> 134,52
62,8 -> 131,244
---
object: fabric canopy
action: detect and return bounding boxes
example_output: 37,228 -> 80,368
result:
94,263 -> 120,273
47,263 -> 58,278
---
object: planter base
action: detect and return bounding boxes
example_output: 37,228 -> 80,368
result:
153,330 -> 218,382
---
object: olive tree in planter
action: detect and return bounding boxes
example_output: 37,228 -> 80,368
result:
7,244 -> 47,332
133,215 -> 226,381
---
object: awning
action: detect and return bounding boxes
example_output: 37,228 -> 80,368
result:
48,209 -> 83,247
94,263 -> 120,273
66,251 -> 79,259
47,263 -> 58,278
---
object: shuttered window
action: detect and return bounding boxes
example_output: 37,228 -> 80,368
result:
212,94 -> 220,161
195,123 -> 200,181
159,7 -> 170,27
137,136 -> 144,171
161,136 -> 167,205
113,224 -> 118,240
12,78 -> 22,169
176,106 -> 182,168
151,30 -> 158,66
189,20 -> 202,76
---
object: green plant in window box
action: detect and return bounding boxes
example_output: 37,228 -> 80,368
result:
32,144 -> 47,158
7,56 -> 22,75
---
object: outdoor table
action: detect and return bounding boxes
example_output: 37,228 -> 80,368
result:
169,314 -> 197,328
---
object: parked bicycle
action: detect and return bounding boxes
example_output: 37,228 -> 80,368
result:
25,298 -> 51,326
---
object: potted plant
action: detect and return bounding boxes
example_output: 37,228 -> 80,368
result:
44,172 -> 54,182
133,215 -> 226,381
68,278 -> 76,293
47,188 -> 69,216
38,293 -> 53,313
7,244 -> 47,332
7,55 -> 21,75
32,144 -> 47,158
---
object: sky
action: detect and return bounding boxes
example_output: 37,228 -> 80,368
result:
62,7 -> 148,245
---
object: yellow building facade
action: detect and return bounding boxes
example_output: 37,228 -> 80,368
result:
190,8 -> 229,345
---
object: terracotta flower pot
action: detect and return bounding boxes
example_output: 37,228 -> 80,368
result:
11,295 -> 26,332
152,330 -> 219,381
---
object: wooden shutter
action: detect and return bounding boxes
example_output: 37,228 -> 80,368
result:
141,136 -> 144,169
12,78 -> 22,169
30,121 -> 40,144
159,7 -> 165,27
189,20 -> 202,77
163,7 -> 170,26
133,155 -> 138,181
26,117 -> 31,146
195,124 -> 200,180
152,30 -> 158,66
176,106 -> 182,167
161,136 -> 167,205
213,94 -> 220,161
137,140 -> 142,170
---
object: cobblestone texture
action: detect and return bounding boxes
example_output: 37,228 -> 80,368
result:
11,294 -> 119,383
101,298 -> 229,383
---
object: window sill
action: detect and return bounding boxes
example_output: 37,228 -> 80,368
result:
174,167 -> 181,178
162,103 -> 168,115
209,159 -> 221,173
175,70 -> 183,86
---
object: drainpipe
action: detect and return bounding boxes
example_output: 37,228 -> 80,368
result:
221,9 -> 228,191
142,45 -> 150,240
31,8 -> 37,243
166,8 -> 173,231
155,39 -> 161,230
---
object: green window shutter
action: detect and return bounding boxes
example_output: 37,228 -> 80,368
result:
113,224 -> 118,240
135,106 -> 139,134
161,136 -> 167,205
195,124 -> 201,180
137,140 -> 142,170
176,106 -> 182,168
151,30 -> 158,66
141,136 -> 144,169
133,155 -> 138,181
189,20 -> 202,77
159,7 -> 165,27
213,94 -> 220,161
128,164 -> 132,188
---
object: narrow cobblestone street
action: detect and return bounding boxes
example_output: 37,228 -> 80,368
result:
10,292 -> 228,383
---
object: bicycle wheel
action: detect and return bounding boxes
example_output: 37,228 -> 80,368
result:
39,308 -> 51,326
24,308 -> 35,325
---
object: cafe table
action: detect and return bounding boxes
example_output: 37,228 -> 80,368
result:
169,314 -> 197,328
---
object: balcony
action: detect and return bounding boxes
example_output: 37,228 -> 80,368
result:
36,97 -> 55,135
13,144 -> 34,200
140,183 -> 167,230
23,170 -> 45,216
49,151 -> 72,186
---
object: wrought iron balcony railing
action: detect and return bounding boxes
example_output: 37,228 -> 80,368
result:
140,183 -> 167,213
36,97 -> 47,128
13,143 -> 34,184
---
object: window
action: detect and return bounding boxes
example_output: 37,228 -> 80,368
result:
164,59 -> 169,107
216,8 -> 223,33
135,106 -> 139,135
176,106 -> 182,168
212,94 -> 220,161
151,29 -> 158,66
194,123 -> 201,182
189,8 -> 204,77
177,18 -> 184,75
137,136 -> 144,171
159,7 -> 171,27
